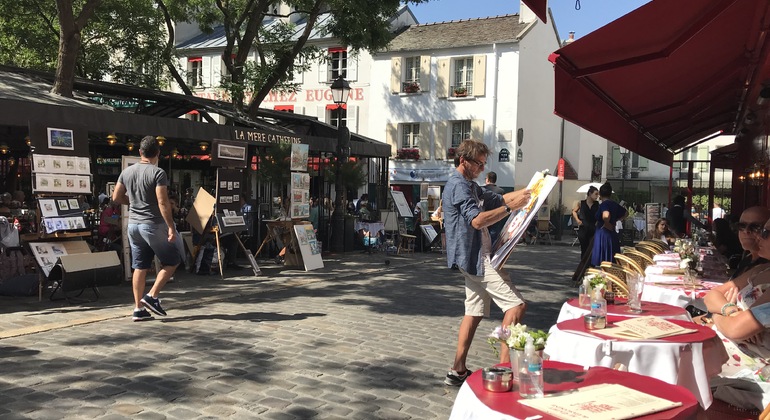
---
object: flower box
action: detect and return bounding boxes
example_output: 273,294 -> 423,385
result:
447,147 -> 457,160
396,148 -> 420,160
453,87 -> 468,97
403,82 -> 421,93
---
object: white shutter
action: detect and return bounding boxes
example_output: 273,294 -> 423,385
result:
317,106 -> 327,123
472,54 -> 486,97
210,58 -> 221,87
386,123 -> 398,158
418,122 -> 431,160
436,121 -> 449,159
611,147 -> 621,170
419,55 -> 431,92
471,119 -> 485,142
294,106 -> 304,115
346,52 -> 358,81
318,62 -> 327,83
202,56 -> 212,87
437,58 -> 449,98
391,57 -> 402,94
347,105 -> 358,133
291,60 -> 304,84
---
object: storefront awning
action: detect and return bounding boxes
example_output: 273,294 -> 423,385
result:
549,0 -> 770,166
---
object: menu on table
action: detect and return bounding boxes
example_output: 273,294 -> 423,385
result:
596,316 -> 696,340
519,383 -> 681,419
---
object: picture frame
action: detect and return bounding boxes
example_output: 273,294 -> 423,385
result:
47,127 -> 74,151
217,144 -> 246,161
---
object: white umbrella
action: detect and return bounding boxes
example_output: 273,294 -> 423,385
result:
576,182 -> 603,193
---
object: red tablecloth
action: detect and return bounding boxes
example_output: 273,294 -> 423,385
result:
557,315 -> 716,343
565,297 -> 688,318
466,361 -> 698,420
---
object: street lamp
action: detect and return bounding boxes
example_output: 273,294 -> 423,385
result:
619,147 -> 630,198
330,75 -> 351,253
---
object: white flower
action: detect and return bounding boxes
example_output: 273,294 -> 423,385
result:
680,258 -> 692,269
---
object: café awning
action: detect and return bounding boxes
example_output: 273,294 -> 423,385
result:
549,0 -> 770,166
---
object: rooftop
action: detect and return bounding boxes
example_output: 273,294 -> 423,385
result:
386,15 -> 528,52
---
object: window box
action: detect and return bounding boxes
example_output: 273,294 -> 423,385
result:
396,148 -> 420,160
402,82 -> 421,93
453,86 -> 468,97
447,147 -> 457,160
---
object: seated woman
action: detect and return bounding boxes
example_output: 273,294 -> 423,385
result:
645,218 -> 677,245
706,301 -> 770,411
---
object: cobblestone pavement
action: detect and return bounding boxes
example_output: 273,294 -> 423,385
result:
0,243 -> 578,419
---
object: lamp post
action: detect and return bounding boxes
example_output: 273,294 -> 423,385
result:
330,75 -> 351,253
619,147 -> 630,198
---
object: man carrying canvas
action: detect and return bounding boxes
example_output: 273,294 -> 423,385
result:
442,139 -> 531,386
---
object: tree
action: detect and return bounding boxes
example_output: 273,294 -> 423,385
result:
166,0 -> 430,119
52,0 -> 102,96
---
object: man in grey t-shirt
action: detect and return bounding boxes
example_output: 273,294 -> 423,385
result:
113,135 -> 184,321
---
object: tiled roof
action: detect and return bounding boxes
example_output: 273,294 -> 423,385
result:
386,15 -> 528,52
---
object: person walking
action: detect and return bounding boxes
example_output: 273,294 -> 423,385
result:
571,186 -> 599,259
590,182 -> 627,267
483,171 -> 506,244
112,135 -> 185,321
442,139 -> 531,386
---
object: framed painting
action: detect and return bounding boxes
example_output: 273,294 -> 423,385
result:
47,127 -> 74,151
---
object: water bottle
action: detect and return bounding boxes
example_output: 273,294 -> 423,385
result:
758,365 -> 770,382
590,288 -> 607,317
519,337 -> 544,399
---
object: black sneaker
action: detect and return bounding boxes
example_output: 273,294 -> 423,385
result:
141,294 -> 167,316
444,369 -> 471,386
132,308 -> 154,322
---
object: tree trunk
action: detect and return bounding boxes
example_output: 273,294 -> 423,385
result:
52,0 -> 102,97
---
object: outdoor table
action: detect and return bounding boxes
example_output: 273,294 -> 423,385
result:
448,360 -> 699,420
543,316 -> 728,408
556,297 -> 692,323
644,266 -> 724,308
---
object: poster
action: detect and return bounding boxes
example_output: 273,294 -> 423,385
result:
645,203 -> 662,234
32,154 -> 90,174
490,171 -> 559,270
293,224 -> 324,271
290,144 -> 309,172
290,172 -> 310,219
420,224 -> 438,244
29,241 -> 90,277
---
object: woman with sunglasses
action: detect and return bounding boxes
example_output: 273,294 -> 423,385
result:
645,218 -> 677,245
704,207 -> 770,314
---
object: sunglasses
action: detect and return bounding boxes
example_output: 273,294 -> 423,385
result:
737,222 -> 764,234
762,228 -> 770,240
467,158 -> 486,169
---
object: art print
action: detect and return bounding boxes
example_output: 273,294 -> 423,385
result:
53,159 -> 62,169
67,199 -> 79,209
66,159 -> 75,171
57,200 -> 69,210
47,127 -> 74,151
217,144 -> 246,161
227,182 -> 233,190
78,179 -> 88,191
290,144 -> 309,172
75,218 -> 85,229
53,179 -> 61,188
233,181 -> 240,189
233,195 -> 239,202
66,179 -> 74,188
220,181 -> 227,188
39,199 -> 58,217
34,244 -> 49,255
77,159 -> 88,173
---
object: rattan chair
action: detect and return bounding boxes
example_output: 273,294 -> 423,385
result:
599,262 -> 630,298
615,253 -> 644,275
635,244 -> 658,258
638,240 -> 666,254
623,248 -> 654,269
648,238 -> 670,251
600,270 -> 630,298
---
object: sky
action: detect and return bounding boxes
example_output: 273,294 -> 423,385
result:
408,0 -> 650,41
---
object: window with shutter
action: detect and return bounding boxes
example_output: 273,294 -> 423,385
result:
451,121 -> 472,147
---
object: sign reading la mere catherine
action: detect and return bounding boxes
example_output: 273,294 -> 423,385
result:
233,129 -> 303,145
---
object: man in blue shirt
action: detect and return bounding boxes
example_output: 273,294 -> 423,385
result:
443,139 -> 531,386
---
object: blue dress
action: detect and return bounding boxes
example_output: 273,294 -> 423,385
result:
590,200 -> 627,266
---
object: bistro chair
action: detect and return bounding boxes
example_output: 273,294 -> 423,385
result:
635,244 -> 659,258
532,219 -> 554,245
396,218 -> 416,255
648,238 -> 670,251
623,249 -> 654,269
615,253 -> 644,276
593,266 -> 630,298
639,240 -> 667,254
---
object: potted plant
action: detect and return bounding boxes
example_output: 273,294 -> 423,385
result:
487,323 -> 549,380
447,147 -> 457,160
453,86 -> 467,97
403,82 -> 420,93
396,148 -> 420,160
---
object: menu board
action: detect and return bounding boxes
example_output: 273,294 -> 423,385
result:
645,203 -> 662,233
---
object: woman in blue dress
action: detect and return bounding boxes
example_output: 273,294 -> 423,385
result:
591,182 -> 627,267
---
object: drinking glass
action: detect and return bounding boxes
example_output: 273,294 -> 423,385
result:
627,273 -> 644,314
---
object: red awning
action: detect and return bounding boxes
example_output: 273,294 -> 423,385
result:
549,0 -> 770,166
522,0 -> 547,23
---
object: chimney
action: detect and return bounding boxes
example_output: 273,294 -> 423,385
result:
563,31 -> 575,46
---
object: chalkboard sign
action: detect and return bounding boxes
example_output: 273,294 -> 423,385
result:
619,228 -> 635,246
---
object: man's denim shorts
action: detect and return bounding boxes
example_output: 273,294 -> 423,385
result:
127,223 -> 184,270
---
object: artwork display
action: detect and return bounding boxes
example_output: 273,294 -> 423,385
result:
215,168 -> 243,213
32,154 -> 90,175
420,224 -> 438,244
29,241 -> 86,277
290,144 -> 309,172
390,190 -> 413,218
34,174 -> 91,193
217,144 -> 246,161
290,172 -> 311,219
47,127 -> 74,151
489,171 -> 558,270
293,224 -> 323,271
42,216 -> 87,234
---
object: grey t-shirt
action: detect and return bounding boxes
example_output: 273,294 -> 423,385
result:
117,162 -> 168,224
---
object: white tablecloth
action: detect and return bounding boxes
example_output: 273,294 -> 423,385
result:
543,323 -> 728,408
556,299 -> 692,323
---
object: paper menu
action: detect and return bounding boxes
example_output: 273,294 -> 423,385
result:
596,316 -> 696,340
519,383 -> 681,420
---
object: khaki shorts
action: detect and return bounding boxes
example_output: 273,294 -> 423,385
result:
460,259 -> 524,317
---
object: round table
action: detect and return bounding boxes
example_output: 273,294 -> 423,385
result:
449,360 -> 699,420
556,297 -> 692,323
543,316 -> 729,409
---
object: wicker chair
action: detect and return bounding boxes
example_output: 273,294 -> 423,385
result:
599,262 -> 630,298
648,239 -> 670,251
615,253 -> 644,275
600,270 -> 630,298
638,241 -> 666,254
623,249 -> 654,269
635,244 -> 659,258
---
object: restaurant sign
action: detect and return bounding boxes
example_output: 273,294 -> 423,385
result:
233,129 -> 304,146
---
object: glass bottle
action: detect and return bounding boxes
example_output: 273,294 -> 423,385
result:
519,337 -> 544,399
578,283 -> 590,308
590,287 -> 607,318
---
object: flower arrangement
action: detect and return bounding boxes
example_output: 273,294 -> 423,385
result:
674,239 -> 698,270
403,81 -> 420,93
487,323 -> 549,356
585,272 -> 606,292
453,86 -> 467,96
396,148 -> 420,160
